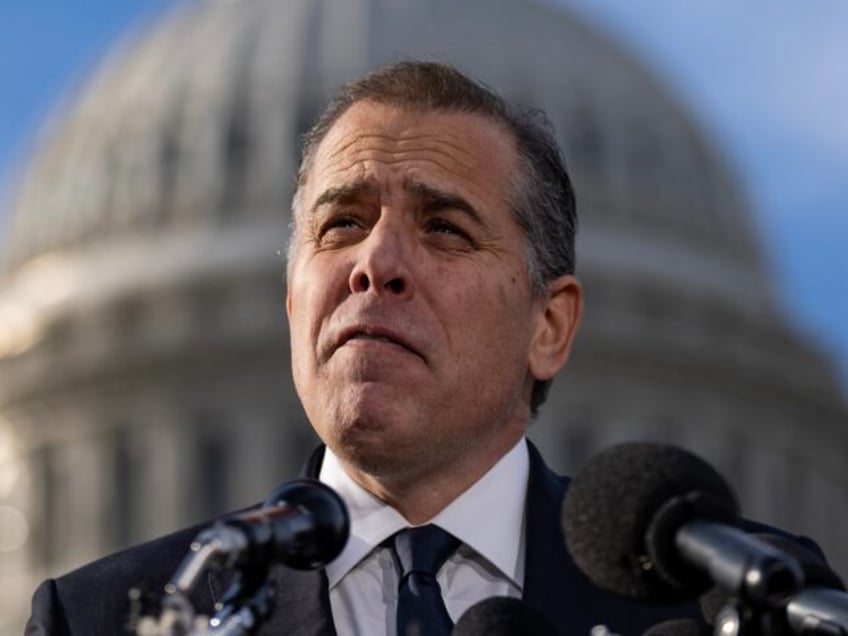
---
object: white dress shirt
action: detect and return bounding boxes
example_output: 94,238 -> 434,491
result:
320,437 -> 530,636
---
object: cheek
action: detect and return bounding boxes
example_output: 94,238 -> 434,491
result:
290,259 -> 335,320
288,282 -> 322,373
439,275 -> 533,356
289,259 -> 353,371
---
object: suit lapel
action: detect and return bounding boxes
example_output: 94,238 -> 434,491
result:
522,441 -> 629,634
522,441 -> 580,628
254,567 -> 336,636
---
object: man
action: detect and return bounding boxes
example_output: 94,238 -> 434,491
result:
28,62 -> 711,634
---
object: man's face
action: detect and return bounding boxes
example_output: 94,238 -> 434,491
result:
287,101 -> 562,486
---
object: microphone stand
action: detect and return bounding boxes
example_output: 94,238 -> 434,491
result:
132,541 -> 277,636
712,600 -> 792,636
130,478 -> 349,635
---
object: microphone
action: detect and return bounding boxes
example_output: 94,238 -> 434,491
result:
168,479 -> 349,595
134,479 -> 350,634
766,533 -> 848,635
787,588 -> 848,635
702,533 -> 848,635
451,597 -> 558,636
561,442 -> 803,605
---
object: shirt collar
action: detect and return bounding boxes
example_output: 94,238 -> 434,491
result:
320,437 -> 529,589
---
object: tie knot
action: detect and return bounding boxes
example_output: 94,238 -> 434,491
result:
392,525 -> 460,578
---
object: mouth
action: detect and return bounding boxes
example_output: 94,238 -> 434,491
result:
336,325 -> 423,359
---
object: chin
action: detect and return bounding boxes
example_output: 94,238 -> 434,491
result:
332,435 -> 413,478
329,415 -> 422,476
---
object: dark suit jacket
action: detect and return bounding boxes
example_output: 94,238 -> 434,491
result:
27,443 -> 705,635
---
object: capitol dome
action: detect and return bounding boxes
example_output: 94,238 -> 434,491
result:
5,0 -> 771,301
1,0 -> 846,631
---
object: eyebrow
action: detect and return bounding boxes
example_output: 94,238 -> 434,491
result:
403,178 -> 485,226
311,180 -> 377,214
310,177 -> 485,226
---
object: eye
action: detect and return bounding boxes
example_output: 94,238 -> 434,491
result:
317,214 -> 367,244
323,215 -> 360,231
426,218 -> 467,237
424,218 -> 475,248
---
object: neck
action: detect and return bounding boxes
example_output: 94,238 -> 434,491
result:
340,432 -> 524,524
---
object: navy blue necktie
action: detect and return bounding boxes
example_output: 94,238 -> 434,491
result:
391,525 -> 461,636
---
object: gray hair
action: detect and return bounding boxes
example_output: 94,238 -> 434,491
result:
290,61 -> 577,413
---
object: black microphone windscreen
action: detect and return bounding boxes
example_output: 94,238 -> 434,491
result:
642,618 -> 710,635
562,442 -> 739,602
452,597 -> 557,636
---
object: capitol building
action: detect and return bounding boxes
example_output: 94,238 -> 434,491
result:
1,0 -> 846,632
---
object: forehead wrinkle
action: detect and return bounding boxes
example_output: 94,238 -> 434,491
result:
322,132 -> 386,163
318,150 -> 485,199
322,129 -> 480,174
311,113 -> 514,218
393,133 -> 479,169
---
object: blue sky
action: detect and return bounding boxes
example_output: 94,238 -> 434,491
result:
557,0 -> 848,388
1,0 -> 846,387
0,0 -> 174,200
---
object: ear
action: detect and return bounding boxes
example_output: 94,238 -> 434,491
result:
285,283 -> 293,320
528,274 -> 583,381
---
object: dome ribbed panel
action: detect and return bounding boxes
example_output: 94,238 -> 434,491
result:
2,0 -> 765,291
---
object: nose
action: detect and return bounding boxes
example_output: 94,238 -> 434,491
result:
348,221 -> 414,299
